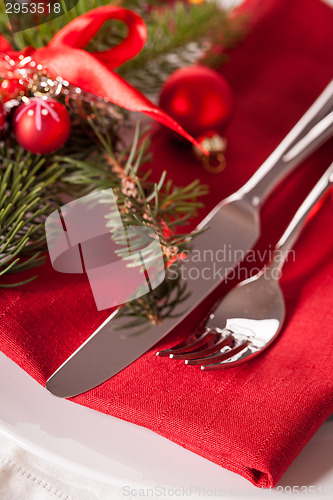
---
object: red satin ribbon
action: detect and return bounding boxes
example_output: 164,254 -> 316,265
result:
0,6 -> 207,153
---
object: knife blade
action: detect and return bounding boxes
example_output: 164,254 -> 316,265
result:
46,80 -> 333,398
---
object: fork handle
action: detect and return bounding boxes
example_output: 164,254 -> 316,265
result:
239,81 -> 333,207
268,163 -> 333,275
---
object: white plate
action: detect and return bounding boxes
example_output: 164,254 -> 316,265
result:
0,352 -> 332,499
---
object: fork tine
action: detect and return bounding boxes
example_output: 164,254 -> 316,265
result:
156,329 -> 216,357
185,340 -> 251,366
170,332 -> 233,360
202,345 -> 254,370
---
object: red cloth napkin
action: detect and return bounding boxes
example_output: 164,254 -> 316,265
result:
1,0 -> 333,488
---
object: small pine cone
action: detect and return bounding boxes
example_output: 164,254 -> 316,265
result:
121,178 -> 139,199
164,245 -> 179,260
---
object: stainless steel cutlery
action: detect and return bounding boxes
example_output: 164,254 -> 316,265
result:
46,81 -> 333,398
157,163 -> 333,368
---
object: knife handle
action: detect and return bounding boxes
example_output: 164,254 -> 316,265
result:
239,80 -> 333,207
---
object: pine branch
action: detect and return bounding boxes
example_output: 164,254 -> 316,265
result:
0,147 -> 64,286
0,0 -> 112,49
0,104 -> 208,325
0,0 -> 246,97
57,116 -> 208,244
117,1 -> 245,96
55,118 -> 209,325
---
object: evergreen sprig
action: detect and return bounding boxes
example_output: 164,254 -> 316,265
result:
0,0 -> 112,49
58,114 -> 208,252
56,117 -> 208,325
0,147 -> 64,287
117,1 -> 245,96
0,103 -> 208,325
0,0 -> 245,95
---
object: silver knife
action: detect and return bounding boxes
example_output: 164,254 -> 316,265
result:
46,81 -> 333,398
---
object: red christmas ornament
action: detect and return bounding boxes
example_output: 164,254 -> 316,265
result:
0,101 -> 5,132
13,98 -> 71,154
159,65 -> 234,138
0,78 -> 26,102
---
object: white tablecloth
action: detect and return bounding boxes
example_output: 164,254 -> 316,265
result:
0,434 -> 122,500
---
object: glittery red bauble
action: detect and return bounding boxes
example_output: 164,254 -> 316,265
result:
0,78 -> 26,102
0,101 -> 5,132
159,65 -> 234,138
13,98 -> 71,154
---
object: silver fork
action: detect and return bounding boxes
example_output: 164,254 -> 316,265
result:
157,163 -> 333,370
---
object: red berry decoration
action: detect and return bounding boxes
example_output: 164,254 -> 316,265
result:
13,98 -> 71,154
159,65 -> 234,138
0,101 -> 5,132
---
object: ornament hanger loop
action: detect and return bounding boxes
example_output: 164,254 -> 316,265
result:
203,152 -> 227,174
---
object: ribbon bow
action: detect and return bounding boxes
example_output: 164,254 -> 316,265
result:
0,6 -> 206,153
